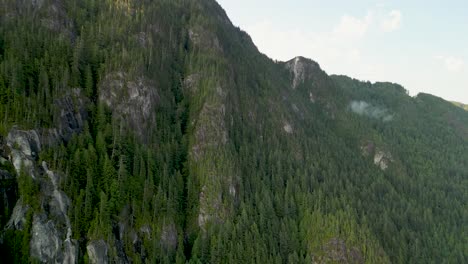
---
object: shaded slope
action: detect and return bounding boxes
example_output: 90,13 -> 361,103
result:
0,0 -> 466,263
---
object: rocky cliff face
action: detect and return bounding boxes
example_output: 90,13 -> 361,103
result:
99,72 -> 159,141
2,130 -> 78,263
6,129 -> 41,178
0,0 -> 466,263
0,89 -> 87,263
285,56 -> 321,90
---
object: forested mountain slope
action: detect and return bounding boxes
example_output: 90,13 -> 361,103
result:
452,101 -> 468,111
0,0 -> 466,263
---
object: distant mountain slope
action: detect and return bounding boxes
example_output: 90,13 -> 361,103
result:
0,0 -> 466,263
452,101 -> 468,111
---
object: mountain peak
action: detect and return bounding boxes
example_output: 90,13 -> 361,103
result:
285,56 -> 321,89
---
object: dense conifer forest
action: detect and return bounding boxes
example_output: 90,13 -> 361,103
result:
0,0 -> 466,263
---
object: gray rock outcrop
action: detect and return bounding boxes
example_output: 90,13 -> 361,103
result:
285,57 -> 321,89
99,72 -> 159,140
6,129 -> 41,178
41,89 -> 89,147
5,198 -> 29,231
87,240 -> 109,264
2,126 -> 79,263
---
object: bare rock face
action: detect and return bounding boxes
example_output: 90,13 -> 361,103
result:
183,73 -> 201,93
189,27 -> 223,53
309,92 -> 316,103
99,72 -> 159,140
374,150 -> 393,171
3,126 -> 78,263
6,129 -> 41,178
53,89 -> 88,143
283,122 -> 293,134
285,57 -> 321,89
35,89 -> 88,148
3,0 -> 74,39
30,213 -> 61,263
29,210 -> 77,264
5,198 -> 29,231
87,240 -> 109,264
360,142 -> 393,171
160,223 -> 177,251
39,0 -> 74,37
43,162 -> 78,264
317,238 -> 364,264
27,163 -> 78,264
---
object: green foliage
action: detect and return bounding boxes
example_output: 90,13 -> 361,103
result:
17,168 -> 39,210
0,210 -> 34,263
0,0 -> 466,263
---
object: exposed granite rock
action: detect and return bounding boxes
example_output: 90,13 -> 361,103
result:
3,0 -> 74,39
42,162 -> 78,264
189,27 -> 223,53
5,198 -> 29,231
87,240 -> 109,264
3,152 -> 78,263
283,122 -> 293,134
360,142 -> 393,171
183,73 -> 201,93
6,129 -> 41,178
30,213 -> 61,263
374,150 -> 393,171
360,141 -> 375,157
160,223 -> 177,251
285,56 -> 321,89
309,92 -> 316,103
99,72 -> 159,140
54,89 -> 88,142
41,89 -> 89,147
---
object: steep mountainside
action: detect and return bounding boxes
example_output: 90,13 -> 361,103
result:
0,0 -> 467,263
452,101 -> 468,111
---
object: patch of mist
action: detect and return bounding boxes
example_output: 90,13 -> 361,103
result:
349,101 -> 394,122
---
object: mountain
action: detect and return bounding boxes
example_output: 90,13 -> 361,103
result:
452,101 -> 468,111
0,0 -> 467,263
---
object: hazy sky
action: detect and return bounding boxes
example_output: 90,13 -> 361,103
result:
216,0 -> 468,103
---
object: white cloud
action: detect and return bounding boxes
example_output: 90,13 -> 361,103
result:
435,56 -> 464,72
333,13 -> 373,39
246,12 -> 374,61
244,9 -> 409,83
381,10 -> 402,32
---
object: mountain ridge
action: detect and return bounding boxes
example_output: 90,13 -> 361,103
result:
0,0 -> 466,263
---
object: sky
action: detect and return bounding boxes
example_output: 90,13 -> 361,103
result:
216,0 -> 468,103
